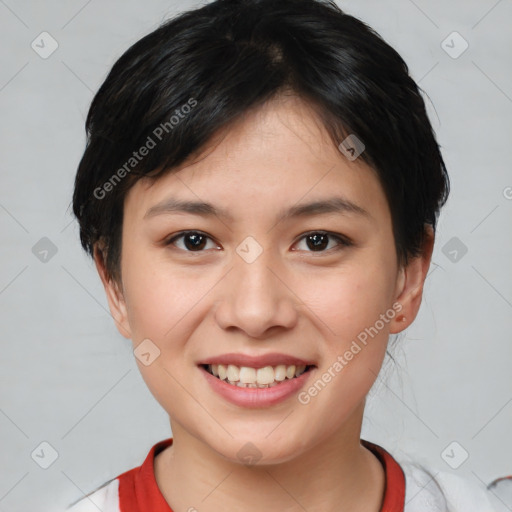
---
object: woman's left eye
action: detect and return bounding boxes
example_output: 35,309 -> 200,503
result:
294,231 -> 352,253
164,230 -> 351,253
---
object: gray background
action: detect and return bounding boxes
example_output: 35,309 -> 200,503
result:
1,0 -> 511,511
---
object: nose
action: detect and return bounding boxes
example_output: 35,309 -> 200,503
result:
214,245 -> 299,339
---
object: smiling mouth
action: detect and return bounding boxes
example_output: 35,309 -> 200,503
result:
200,363 -> 316,389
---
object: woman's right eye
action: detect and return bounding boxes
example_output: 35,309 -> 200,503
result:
164,231 -> 220,252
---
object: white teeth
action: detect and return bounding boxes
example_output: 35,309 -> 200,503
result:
274,365 -> 287,381
239,366 -> 256,384
226,364 -> 240,382
256,366 -> 275,385
207,363 -> 310,388
286,365 -> 296,379
295,365 -> 306,377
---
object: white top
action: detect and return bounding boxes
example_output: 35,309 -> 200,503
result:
65,444 -> 501,512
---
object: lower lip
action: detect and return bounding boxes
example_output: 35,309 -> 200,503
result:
199,365 -> 315,408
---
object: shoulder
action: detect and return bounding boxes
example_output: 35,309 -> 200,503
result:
400,460 -> 498,512
63,438 -> 172,512
65,478 -> 120,512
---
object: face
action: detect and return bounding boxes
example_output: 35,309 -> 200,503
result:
97,95 -> 432,464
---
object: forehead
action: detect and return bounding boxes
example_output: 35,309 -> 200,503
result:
123,95 -> 390,225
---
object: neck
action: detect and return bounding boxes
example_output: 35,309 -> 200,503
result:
155,404 -> 385,512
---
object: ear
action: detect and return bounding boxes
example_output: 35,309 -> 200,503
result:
93,242 -> 132,339
389,225 -> 435,334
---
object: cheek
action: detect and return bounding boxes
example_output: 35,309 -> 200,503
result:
300,258 -> 396,343
121,246 -> 218,343
295,263 -> 394,419
123,272 -> 190,340
120,254 -> 204,411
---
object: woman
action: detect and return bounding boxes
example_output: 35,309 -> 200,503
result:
68,0 -> 497,510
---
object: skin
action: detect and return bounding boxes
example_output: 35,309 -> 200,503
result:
94,94 -> 434,512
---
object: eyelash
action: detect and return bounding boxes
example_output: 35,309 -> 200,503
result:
163,230 -> 352,254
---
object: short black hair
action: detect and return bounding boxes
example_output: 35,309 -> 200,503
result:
72,0 -> 450,284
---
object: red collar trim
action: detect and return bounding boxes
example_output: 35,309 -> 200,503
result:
118,438 -> 174,512
118,438 -> 405,512
361,439 -> 406,511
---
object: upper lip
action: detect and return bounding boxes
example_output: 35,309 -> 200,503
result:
197,352 -> 316,369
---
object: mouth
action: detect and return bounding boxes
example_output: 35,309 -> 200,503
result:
199,363 -> 316,389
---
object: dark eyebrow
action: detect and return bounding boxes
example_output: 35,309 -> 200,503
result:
144,196 -> 372,222
278,197 -> 372,222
